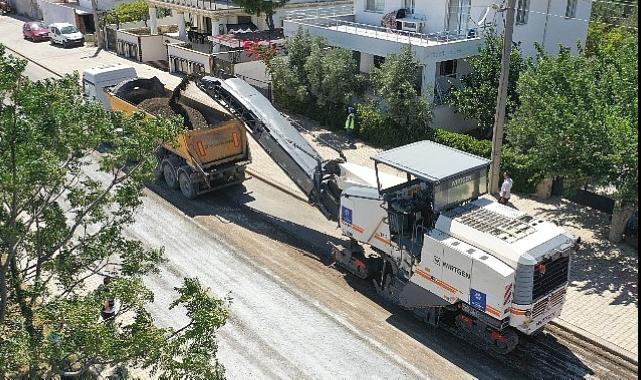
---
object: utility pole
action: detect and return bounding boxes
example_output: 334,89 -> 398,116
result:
91,0 -> 103,48
489,0 -> 516,194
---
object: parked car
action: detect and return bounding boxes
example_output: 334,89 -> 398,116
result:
23,22 -> 50,42
48,23 -> 84,48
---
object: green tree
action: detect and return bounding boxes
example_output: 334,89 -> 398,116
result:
102,0 -> 150,28
446,30 -> 526,137
0,45 -> 230,378
366,47 -> 431,142
231,0 -> 289,30
270,30 -> 362,128
507,43 -> 638,240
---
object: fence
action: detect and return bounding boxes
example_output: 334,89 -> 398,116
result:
236,73 -> 272,101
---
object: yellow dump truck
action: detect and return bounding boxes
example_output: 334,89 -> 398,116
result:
82,64 -> 250,199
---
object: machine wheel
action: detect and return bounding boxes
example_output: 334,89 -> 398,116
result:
178,169 -> 197,200
162,160 -> 179,189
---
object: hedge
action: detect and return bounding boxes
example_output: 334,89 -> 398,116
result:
275,99 -> 538,193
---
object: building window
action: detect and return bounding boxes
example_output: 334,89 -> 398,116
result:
373,55 -> 385,68
515,0 -> 529,25
404,0 -> 415,14
565,0 -> 577,18
366,0 -> 384,13
439,59 -> 458,77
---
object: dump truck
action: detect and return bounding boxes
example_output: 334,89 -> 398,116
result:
82,65 -> 250,199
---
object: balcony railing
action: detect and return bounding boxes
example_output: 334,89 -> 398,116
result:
151,0 -> 241,12
285,6 -> 481,47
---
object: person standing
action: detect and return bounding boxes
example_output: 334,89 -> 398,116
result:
100,276 -> 116,322
345,107 -> 356,148
499,171 -> 513,205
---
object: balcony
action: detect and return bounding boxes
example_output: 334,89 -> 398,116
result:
147,0 -> 242,15
283,7 -> 483,62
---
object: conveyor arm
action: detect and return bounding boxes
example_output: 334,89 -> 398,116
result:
195,74 -> 343,219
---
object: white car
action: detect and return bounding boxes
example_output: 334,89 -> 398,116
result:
49,23 -> 84,48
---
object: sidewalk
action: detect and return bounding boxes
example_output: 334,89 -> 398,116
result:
288,114 -> 639,360
0,15 -> 636,361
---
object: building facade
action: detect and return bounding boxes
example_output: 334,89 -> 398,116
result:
283,0 -> 592,105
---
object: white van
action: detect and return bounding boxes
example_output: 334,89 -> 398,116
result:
82,64 -> 137,110
49,23 -> 84,48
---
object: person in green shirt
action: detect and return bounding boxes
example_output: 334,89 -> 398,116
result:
345,106 -> 356,148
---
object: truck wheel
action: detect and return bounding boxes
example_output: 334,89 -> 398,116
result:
162,161 -> 179,189
62,40 -> 67,48
178,170 -> 197,200
153,161 -> 163,181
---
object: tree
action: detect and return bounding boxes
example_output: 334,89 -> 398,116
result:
0,45 -> 230,378
231,0 -> 289,30
369,46 -> 431,140
102,0 -> 150,29
270,30 -> 362,127
507,41 -> 638,241
446,30 -> 526,137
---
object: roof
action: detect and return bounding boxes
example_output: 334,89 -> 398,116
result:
372,140 -> 490,183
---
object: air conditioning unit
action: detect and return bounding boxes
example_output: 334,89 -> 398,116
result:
399,18 -> 425,33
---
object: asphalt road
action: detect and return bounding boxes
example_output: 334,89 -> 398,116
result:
13,51 -> 518,379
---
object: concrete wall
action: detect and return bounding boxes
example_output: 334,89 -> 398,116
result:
78,0 -> 132,11
167,43 -> 213,73
139,34 -> 167,62
9,0 -> 41,19
540,0 -> 591,55
37,0 -> 77,26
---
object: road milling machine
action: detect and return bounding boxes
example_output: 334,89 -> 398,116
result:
195,74 -> 578,354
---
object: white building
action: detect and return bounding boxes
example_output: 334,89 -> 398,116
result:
37,0 -> 138,34
283,0 -> 591,129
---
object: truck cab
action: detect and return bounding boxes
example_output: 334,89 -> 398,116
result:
82,64 -> 137,110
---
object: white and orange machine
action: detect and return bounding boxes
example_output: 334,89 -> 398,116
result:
338,141 -> 576,353
191,75 -> 577,354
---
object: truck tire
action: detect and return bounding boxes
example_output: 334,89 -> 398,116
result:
153,160 -> 163,181
162,160 -> 179,189
178,169 -> 197,200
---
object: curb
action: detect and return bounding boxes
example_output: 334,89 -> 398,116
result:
3,44 -> 63,78
551,319 -> 638,366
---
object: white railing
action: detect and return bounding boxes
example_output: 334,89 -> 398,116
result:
152,0 -> 241,11
285,7 -> 482,46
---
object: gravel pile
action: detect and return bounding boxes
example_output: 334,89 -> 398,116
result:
138,97 -> 207,130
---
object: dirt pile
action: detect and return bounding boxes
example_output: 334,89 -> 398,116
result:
138,97 -> 207,130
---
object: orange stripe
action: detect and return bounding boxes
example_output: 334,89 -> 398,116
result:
351,224 -> 364,233
415,269 -> 458,294
373,235 -> 391,245
486,305 -> 501,317
510,307 -> 527,316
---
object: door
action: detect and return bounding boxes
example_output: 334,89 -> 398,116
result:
446,0 -> 471,36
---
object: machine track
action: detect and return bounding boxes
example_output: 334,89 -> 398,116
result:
438,312 -> 637,379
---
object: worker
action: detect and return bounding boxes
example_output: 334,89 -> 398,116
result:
100,276 -> 116,322
345,107 -> 356,148
499,171 -> 513,205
